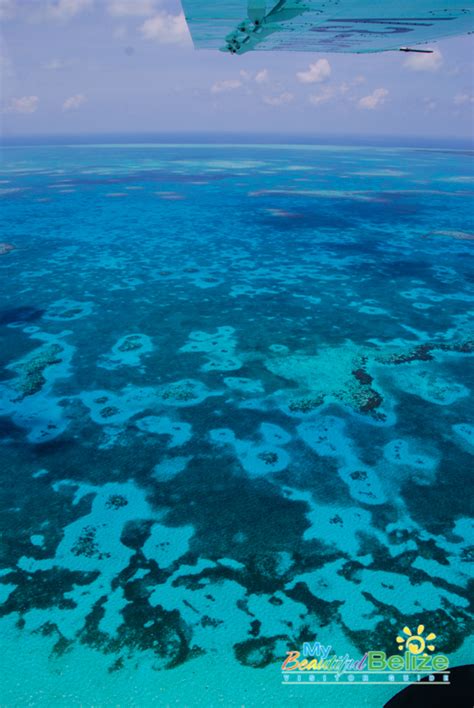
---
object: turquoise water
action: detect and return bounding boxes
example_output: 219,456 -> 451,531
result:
0,143 -> 473,706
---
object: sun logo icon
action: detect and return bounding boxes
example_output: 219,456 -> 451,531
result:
396,625 -> 436,656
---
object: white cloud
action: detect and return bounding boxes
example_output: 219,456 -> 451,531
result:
62,93 -> 86,110
5,95 -> 39,113
255,69 -> 268,84
454,92 -> 474,105
218,69 -> 268,93
296,59 -> 331,84
107,0 -> 157,17
403,49 -> 443,72
308,80 -> 360,107
358,88 -> 389,110
211,79 -> 242,94
263,91 -> 294,106
238,69 -> 268,84
309,86 -> 335,106
140,12 -> 190,45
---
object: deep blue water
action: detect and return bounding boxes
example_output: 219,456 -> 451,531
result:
0,143 -> 473,706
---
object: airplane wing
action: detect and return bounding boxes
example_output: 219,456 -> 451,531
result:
181,0 -> 474,54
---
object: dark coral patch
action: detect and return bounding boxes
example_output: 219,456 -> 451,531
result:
234,635 -> 287,668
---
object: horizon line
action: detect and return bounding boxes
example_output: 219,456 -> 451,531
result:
1,131 -> 473,150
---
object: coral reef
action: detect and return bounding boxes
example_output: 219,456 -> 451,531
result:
13,344 -> 64,399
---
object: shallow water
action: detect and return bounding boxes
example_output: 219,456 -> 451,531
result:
0,143 -> 473,706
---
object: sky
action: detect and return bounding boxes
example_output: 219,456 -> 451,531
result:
1,0 -> 473,141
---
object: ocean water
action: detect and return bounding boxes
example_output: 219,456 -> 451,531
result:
0,143 -> 473,707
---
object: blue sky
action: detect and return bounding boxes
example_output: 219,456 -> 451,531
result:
1,0 -> 473,139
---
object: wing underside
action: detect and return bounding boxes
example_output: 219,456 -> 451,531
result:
181,0 -> 474,54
